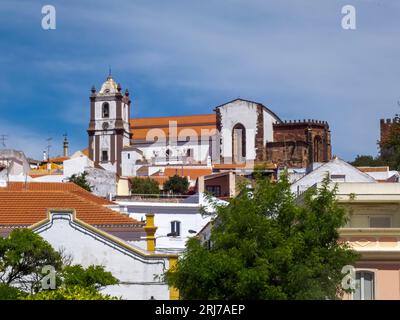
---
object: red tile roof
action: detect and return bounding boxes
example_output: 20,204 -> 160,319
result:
3,182 -> 113,205
0,182 -> 142,228
0,190 -> 143,227
130,114 -> 217,141
163,167 -> 212,180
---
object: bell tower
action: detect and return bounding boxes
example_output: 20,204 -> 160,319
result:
87,73 -> 132,175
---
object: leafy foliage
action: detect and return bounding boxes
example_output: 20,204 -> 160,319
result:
67,171 -> 92,192
0,284 -> 26,300
350,155 -> 384,167
163,175 -> 189,194
130,177 -> 160,195
22,285 -> 120,300
0,229 -> 63,293
62,265 -> 118,290
0,229 -> 119,300
165,175 -> 358,300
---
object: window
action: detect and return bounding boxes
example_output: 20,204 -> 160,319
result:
166,149 -> 172,162
369,216 -> 391,228
170,221 -> 181,237
186,149 -> 193,158
354,271 -> 375,300
206,185 -> 221,197
232,123 -> 246,163
101,150 -> 108,162
127,153 -> 130,159
102,102 -> 110,118
331,174 -> 346,182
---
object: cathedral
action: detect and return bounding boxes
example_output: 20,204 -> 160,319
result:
87,75 -> 332,178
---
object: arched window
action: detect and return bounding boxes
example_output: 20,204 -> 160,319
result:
313,136 -> 323,162
232,123 -> 246,163
166,149 -> 171,162
102,102 -> 110,118
354,271 -> 375,300
170,220 -> 181,236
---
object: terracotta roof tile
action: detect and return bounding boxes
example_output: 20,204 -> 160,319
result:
0,190 -> 143,227
3,182 -> 113,205
164,167 -> 212,180
130,114 -> 216,141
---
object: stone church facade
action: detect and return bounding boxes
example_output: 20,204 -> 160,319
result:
87,75 -> 332,177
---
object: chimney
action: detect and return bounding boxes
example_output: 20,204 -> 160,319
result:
63,135 -> 69,157
197,176 -> 205,194
144,213 -> 157,252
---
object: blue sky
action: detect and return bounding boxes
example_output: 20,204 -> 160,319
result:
0,0 -> 399,160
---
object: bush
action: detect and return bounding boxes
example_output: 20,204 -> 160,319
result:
0,284 -> 26,300
163,175 -> 189,194
67,172 -> 92,192
130,177 -> 160,195
22,285 -> 120,300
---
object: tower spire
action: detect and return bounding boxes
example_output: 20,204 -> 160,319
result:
108,66 -> 112,79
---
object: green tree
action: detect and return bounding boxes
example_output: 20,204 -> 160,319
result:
61,265 -> 118,290
0,229 -> 63,293
22,285 -> 119,300
163,175 -> 189,194
350,155 -> 384,167
130,177 -> 160,195
0,229 -> 120,300
165,175 -> 358,300
67,172 -> 92,192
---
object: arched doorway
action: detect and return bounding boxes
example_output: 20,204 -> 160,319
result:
232,123 -> 246,163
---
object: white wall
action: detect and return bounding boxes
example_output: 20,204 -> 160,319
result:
64,156 -> 92,178
36,213 -> 171,300
117,201 -> 212,252
291,157 -> 376,195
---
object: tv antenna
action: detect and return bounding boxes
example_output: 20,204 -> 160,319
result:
0,134 -> 8,148
46,137 -> 52,161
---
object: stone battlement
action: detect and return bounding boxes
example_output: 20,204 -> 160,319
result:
274,119 -> 328,125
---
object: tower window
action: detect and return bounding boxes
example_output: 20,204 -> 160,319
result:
170,221 -> 181,237
102,103 -> 110,118
101,150 -> 109,162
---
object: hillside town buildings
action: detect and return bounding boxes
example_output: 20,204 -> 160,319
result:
3,74 -> 400,300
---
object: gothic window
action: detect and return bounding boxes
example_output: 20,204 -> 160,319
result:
353,271 -> 375,300
170,220 -> 181,237
232,123 -> 246,163
313,136 -> 323,162
102,102 -> 110,118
